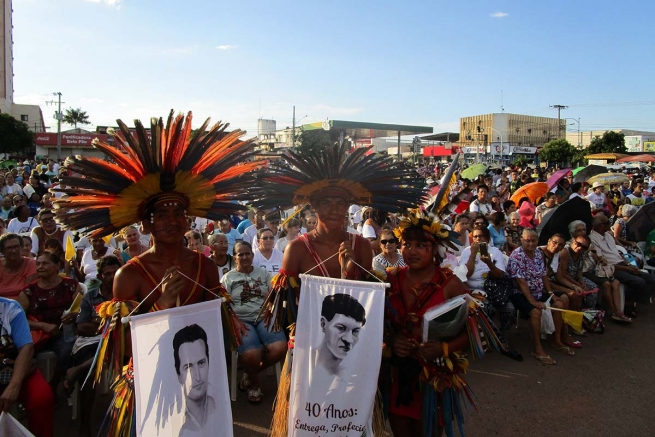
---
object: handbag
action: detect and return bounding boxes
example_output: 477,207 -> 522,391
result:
582,309 -> 605,334
594,260 -> 615,279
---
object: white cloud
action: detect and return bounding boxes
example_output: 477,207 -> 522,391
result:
490,12 -> 508,18
216,45 -> 236,50
84,0 -> 122,9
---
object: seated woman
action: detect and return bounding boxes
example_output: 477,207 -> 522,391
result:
18,252 -> 83,382
505,212 -> 523,253
612,204 -> 643,267
372,228 -> 405,273
252,228 -> 283,274
559,234 -> 629,323
42,239 -> 72,277
274,218 -> 301,253
117,225 -> 149,264
450,213 -> 470,257
487,211 -> 508,253
384,214 -> 487,437
220,241 -> 287,404
207,233 -> 234,280
185,230 -> 211,257
72,236 -> 110,283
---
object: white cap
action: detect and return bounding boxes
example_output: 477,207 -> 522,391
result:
592,181 -> 604,189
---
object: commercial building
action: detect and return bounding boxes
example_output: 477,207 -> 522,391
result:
459,113 -> 565,164
565,129 -> 655,151
0,0 -> 45,132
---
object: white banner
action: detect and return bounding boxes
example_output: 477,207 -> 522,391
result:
289,275 -> 386,437
130,300 -> 233,437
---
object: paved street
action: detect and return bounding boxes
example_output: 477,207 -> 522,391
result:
50,304 -> 655,437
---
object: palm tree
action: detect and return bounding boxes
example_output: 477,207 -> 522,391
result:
63,108 -> 91,129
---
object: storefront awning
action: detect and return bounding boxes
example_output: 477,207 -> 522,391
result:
423,146 -> 452,157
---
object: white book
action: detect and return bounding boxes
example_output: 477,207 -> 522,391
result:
422,295 -> 470,343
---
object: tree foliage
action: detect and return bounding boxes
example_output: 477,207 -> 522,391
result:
511,155 -> 529,168
0,113 -> 33,154
538,138 -> 577,165
586,131 -> 627,154
295,129 -> 333,155
63,108 -> 91,128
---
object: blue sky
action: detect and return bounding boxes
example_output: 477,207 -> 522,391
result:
12,0 -> 655,137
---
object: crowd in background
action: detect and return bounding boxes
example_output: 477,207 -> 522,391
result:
0,156 -> 654,436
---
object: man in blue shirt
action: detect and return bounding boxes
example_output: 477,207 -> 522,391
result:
0,297 -> 54,436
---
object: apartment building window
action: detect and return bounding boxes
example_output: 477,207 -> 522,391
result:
20,114 -> 28,121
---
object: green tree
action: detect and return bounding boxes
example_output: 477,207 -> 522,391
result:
63,107 -> 91,129
538,139 -> 577,166
586,131 -> 627,154
511,155 -> 529,168
0,113 -> 34,154
295,129 -> 333,155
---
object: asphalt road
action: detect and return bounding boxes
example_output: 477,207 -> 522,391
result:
49,304 -> 655,437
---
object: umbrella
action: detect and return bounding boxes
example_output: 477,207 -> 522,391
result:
626,202 -> 655,242
587,172 -> 631,187
460,164 -> 487,180
510,182 -> 549,204
616,154 -> 655,163
572,164 -> 607,182
537,196 -> 592,245
0,160 -> 18,169
547,168 -> 572,190
584,153 -> 630,160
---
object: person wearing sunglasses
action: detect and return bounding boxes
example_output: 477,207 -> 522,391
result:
252,228 -> 283,274
372,229 -> 405,274
560,235 -> 628,323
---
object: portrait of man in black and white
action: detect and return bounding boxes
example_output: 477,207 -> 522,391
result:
315,293 -> 366,376
173,324 -> 215,437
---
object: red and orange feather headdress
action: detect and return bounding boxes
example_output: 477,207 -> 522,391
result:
53,110 -> 266,237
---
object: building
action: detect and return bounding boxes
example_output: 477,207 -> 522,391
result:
0,0 -> 46,133
34,129 -> 106,159
459,113 -> 565,164
565,129 -> 655,151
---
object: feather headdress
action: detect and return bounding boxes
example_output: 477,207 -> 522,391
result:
394,209 -> 462,251
53,110 -> 265,237
251,142 -> 427,212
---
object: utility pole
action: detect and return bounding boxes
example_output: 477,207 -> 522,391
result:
291,106 -> 295,148
550,104 -> 568,139
46,92 -> 64,160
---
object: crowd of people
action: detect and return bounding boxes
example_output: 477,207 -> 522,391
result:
0,149 -> 654,437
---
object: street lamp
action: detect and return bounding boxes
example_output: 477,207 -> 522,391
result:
565,117 -> 581,148
489,127 -> 504,164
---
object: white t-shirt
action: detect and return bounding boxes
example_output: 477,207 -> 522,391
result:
586,192 -> 606,210
7,216 -> 38,235
242,224 -> 258,244
459,246 -> 506,290
469,200 -> 493,216
361,224 -> 377,239
252,248 -> 283,274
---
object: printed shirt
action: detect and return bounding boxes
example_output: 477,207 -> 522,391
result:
220,266 -> 272,322
627,193 -> 646,207
469,199 -> 494,215
506,246 -> 547,298
586,192 -> 606,210
23,277 -> 78,325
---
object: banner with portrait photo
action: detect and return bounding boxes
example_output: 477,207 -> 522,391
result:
289,274 -> 386,437
130,300 -> 233,437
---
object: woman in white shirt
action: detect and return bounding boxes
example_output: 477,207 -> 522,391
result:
3,173 -> 23,197
252,228 -> 283,274
7,205 -> 38,234
275,218 -> 301,253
